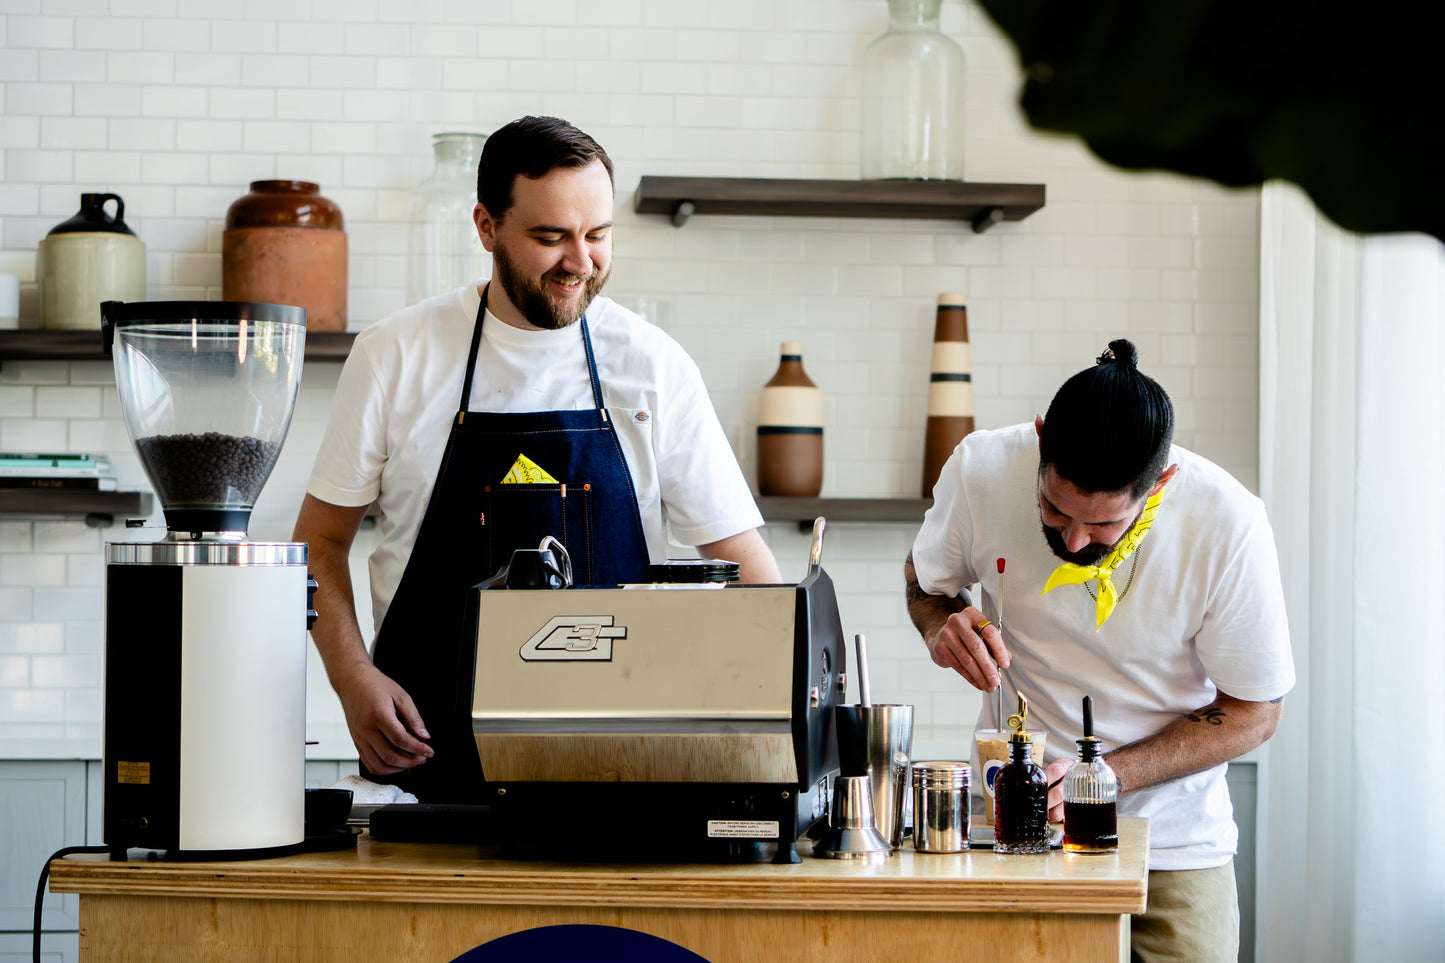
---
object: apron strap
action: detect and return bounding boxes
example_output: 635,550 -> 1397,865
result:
459,284 -> 488,414
578,314 -> 608,419
458,282 -> 608,422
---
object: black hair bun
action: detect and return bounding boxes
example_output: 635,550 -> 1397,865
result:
1097,339 -> 1140,367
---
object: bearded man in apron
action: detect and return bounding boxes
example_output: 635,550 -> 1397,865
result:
295,117 -> 782,802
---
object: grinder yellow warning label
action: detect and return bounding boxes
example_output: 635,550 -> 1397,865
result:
116,761 -> 150,785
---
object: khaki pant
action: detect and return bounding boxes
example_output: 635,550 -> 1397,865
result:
1131,861 -> 1239,963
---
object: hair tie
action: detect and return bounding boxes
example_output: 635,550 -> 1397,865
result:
1096,339 -> 1140,367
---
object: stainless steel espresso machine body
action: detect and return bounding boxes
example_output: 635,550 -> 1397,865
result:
469,529 -> 847,863
100,299 -> 313,859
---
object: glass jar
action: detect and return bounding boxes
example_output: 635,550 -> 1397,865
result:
407,132 -> 489,306
860,0 -> 967,180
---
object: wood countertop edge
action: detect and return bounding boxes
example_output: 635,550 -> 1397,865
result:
48,866 -> 1146,914
50,881 -> 1146,916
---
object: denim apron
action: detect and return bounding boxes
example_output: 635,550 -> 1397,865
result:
366,284 -> 650,801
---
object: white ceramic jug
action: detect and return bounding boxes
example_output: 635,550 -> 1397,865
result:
39,193 -> 146,330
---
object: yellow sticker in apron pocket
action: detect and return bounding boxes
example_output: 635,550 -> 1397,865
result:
502,453 -> 559,484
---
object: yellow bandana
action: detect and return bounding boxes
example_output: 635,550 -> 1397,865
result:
1041,487 -> 1167,630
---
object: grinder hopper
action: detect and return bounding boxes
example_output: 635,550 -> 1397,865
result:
101,299 -> 306,536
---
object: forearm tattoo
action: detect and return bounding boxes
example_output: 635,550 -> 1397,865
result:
1187,706 -> 1227,726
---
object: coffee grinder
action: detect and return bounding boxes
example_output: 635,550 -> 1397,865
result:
100,299 -> 313,859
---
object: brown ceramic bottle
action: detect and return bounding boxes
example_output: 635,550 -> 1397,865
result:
222,181 -> 347,331
921,293 -> 975,497
756,341 -> 824,497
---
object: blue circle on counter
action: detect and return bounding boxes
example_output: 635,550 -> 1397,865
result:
451,925 -> 711,962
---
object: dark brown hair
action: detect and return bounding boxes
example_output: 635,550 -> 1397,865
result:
477,116 -> 614,222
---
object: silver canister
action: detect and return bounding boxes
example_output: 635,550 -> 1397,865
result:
912,761 -> 971,853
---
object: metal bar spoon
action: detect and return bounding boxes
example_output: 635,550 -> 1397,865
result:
995,557 -> 1007,726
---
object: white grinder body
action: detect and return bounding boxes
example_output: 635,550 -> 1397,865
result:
103,540 -> 309,857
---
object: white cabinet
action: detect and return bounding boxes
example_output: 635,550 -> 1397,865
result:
0,930 -> 78,962
0,761 -> 87,949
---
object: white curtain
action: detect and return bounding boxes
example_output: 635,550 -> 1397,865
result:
1257,182 -> 1445,962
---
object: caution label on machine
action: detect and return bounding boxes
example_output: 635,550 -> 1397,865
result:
706,819 -> 780,839
116,761 -> 151,785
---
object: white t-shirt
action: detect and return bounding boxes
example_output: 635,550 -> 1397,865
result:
911,423 -> 1295,870
306,283 -> 764,631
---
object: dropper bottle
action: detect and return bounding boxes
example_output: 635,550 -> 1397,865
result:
993,693 -> 1049,854
1062,695 -> 1119,854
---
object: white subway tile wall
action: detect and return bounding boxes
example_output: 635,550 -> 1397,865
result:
0,0 -> 1260,760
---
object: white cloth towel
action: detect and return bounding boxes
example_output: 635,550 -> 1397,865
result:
332,774 -> 418,805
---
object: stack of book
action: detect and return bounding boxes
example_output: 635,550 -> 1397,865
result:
0,452 -> 118,491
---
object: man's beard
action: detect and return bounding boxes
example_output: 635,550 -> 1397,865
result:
491,241 -> 609,330
1040,505 -> 1144,566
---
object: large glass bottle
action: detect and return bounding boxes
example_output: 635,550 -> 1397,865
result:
860,0 -> 967,180
1063,695 -> 1119,854
407,132 -> 489,305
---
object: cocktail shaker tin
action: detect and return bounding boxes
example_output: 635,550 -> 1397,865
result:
911,761 -> 971,853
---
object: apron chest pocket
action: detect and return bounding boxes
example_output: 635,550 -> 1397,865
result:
481,482 -> 594,584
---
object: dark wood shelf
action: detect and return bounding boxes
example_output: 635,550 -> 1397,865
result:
758,496 -> 932,530
0,489 -> 153,527
634,176 -> 1045,231
0,329 -> 357,366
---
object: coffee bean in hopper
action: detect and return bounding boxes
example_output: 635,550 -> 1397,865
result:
136,432 -> 279,505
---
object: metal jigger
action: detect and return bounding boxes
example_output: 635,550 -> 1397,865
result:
815,775 -> 894,860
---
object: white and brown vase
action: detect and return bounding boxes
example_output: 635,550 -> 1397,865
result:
757,341 -> 824,497
921,293 -> 975,497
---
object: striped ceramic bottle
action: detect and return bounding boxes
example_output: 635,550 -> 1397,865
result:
921,293 -> 975,497
756,342 -> 824,497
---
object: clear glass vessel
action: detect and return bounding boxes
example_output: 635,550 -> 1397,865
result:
407,132 -> 489,305
1063,737 -> 1119,854
859,0 -> 967,180
102,299 -> 305,535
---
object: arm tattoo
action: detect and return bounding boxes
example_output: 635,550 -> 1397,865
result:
906,580 -> 928,604
1187,707 -> 1227,725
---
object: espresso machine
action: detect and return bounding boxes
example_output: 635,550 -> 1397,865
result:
99,299 -> 313,859
469,523 -> 847,863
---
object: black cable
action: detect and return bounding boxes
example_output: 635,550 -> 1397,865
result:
34,846 -> 109,963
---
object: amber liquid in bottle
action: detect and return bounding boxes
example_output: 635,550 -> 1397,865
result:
1062,728 -> 1119,855
993,737 -> 1049,854
1063,801 -> 1118,853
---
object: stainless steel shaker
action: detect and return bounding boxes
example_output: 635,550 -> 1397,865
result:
912,761 -> 971,853
840,703 -> 912,850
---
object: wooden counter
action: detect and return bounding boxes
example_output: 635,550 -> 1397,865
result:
50,818 -> 1148,962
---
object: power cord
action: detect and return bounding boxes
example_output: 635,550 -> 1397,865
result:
34,846 -> 109,963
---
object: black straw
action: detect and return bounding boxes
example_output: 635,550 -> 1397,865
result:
1082,695 -> 1094,738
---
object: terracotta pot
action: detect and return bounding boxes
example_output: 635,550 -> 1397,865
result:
223,181 -> 347,331
921,293 -> 975,497
757,341 -> 824,497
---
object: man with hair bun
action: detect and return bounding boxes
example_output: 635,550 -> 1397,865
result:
905,339 -> 1294,962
